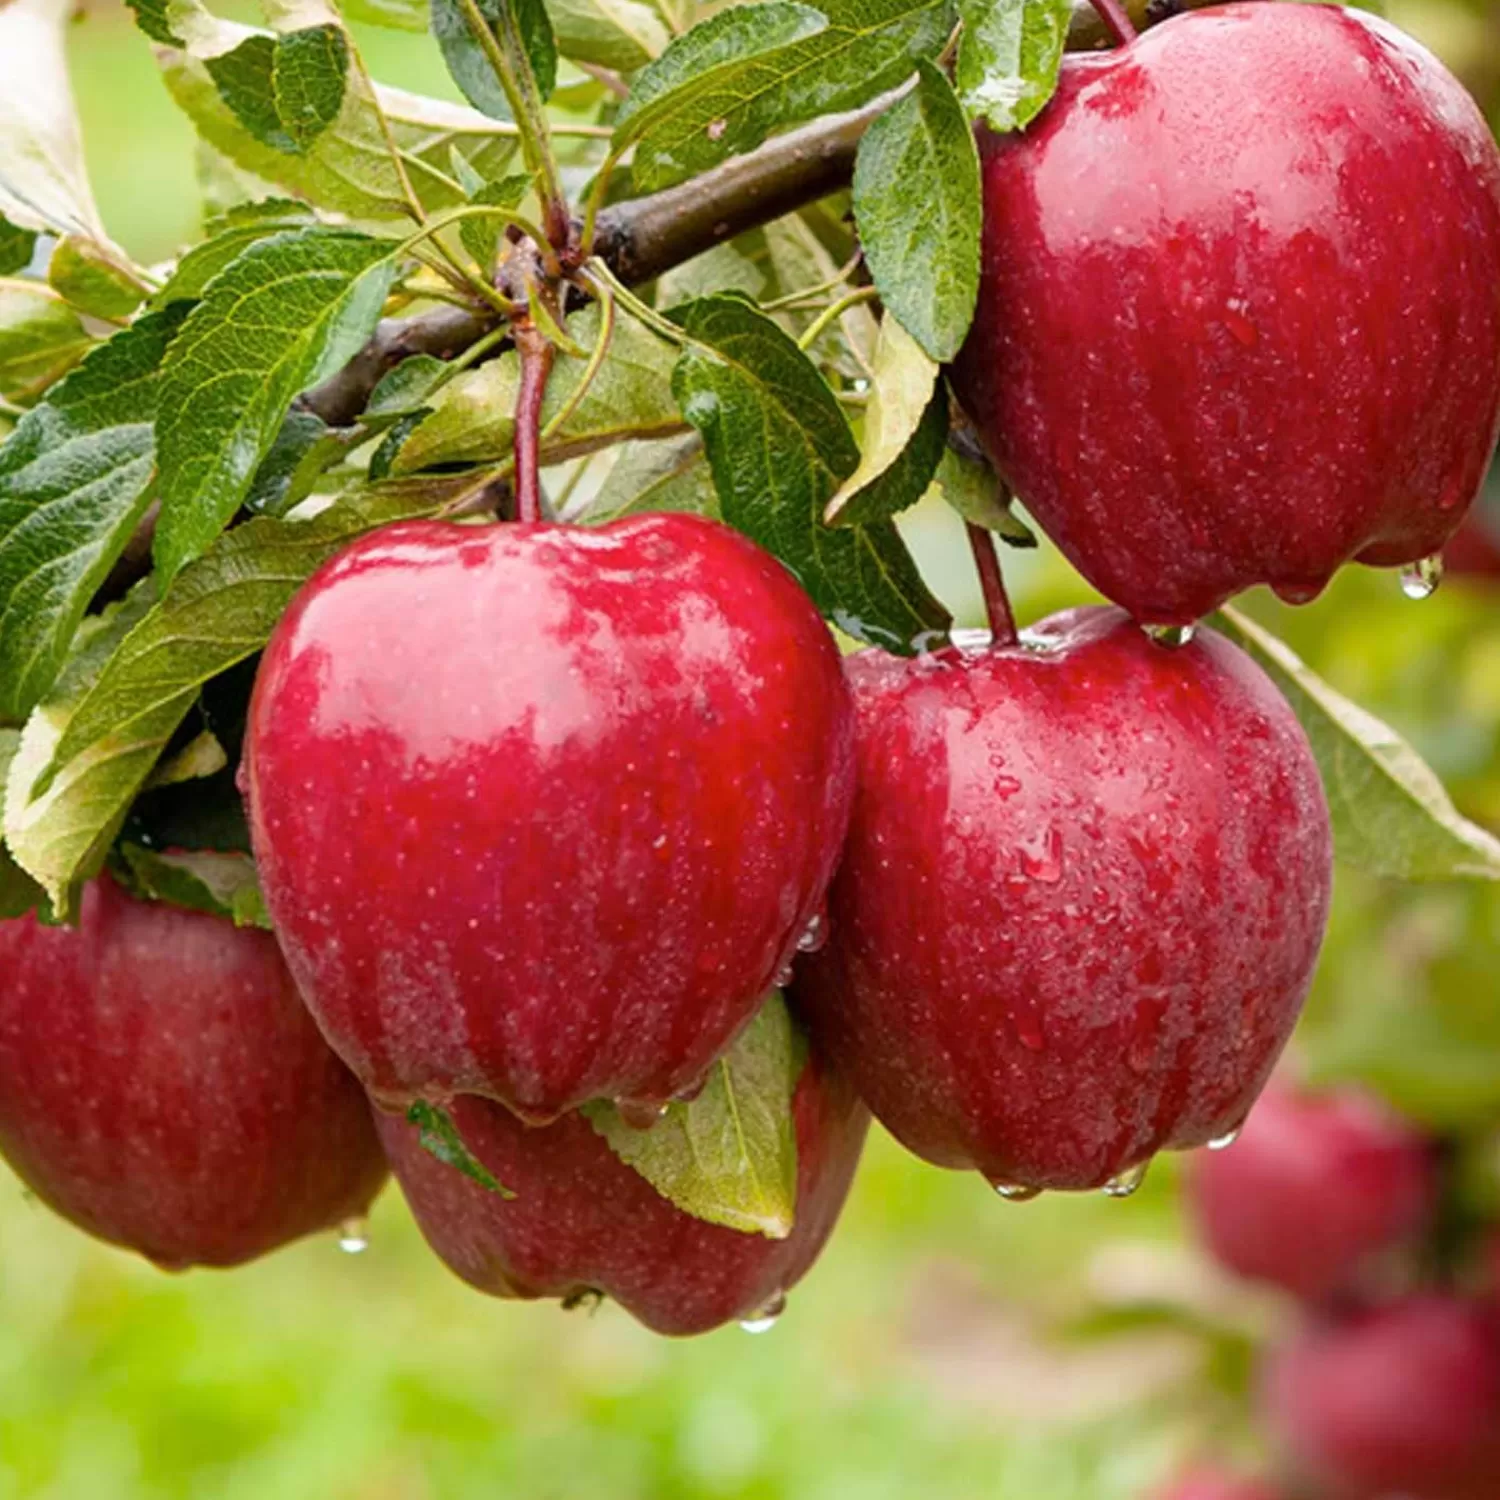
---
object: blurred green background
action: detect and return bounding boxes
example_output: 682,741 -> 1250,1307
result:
2,4 -> 1498,1496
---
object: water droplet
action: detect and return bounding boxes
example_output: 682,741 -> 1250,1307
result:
795,910 -> 827,954
772,961 -> 795,989
616,1099 -> 670,1130
1144,622 -> 1196,648
948,627 -> 992,653
1101,1160 -> 1152,1199
739,1291 -> 786,1333
1207,1126 -> 1242,1152
338,1216 -> 369,1254
1015,826 -> 1064,884
1400,553 -> 1444,600
990,1180 -> 1042,1202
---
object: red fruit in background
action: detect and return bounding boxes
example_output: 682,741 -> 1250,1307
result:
1264,1296 -> 1500,1500
1187,1084 -> 1434,1301
245,514 -> 855,1123
950,3 -> 1500,625
1157,1466 -> 1282,1500
374,1038 -> 869,1337
0,876 -> 387,1269
796,608 -> 1332,1193
1444,514 -> 1500,579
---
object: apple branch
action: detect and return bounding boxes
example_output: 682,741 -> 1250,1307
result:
512,322 -> 555,524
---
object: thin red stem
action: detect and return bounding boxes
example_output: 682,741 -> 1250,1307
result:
1089,0 -> 1138,45
966,522 -> 1019,647
513,324 -> 555,525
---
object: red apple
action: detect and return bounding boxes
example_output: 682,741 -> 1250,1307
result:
950,3 -> 1500,625
244,514 -> 855,1123
795,608 -> 1332,1193
0,875 -> 387,1269
374,1037 -> 869,1337
1264,1296 -> 1500,1500
1157,1466 -> 1282,1500
1187,1084 -> 1435,1301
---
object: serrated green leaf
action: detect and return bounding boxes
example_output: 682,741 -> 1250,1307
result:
152,228 -> 399,580
931,444 -> 1035,544
459,171 -> 534,271
825,313 -> 943,527
144,728 -> 229,789
273,25 -> 350,152
116,843 -> 271,928
0,278 -> 92,404
1216,604 -> 1500,882
394,302 -> 684,472
0,306 -> 191,725
957,0 -> 1070,132
622,0 -> 953,192
156,5 -> 521,222
581,433 -> 718,523
407,1101 -> 515,1195
340,0 -> 430,28
0,727 -> 44,919
126,0 -> 183,44
546,0 -> 669,70
244,408 -> 342,517
9,493 -> 437,914
0,0 -> 109,242
46,237 -> 150,322
365,355 -> 451,419
583,994 -> 804,1238
670,294 -> 950,652
432,0 -> 559,119
206,35 -> 290,151
0,220 -> 38,278
152,201 -> 318,308
853,60 -> 980,362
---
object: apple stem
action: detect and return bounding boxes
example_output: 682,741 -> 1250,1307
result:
1088,0 -> 1138,45
965,523 -> 1019,647
513,323 -> 555,525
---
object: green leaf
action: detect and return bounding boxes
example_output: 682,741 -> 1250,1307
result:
154,5 -> 521,222
126,0 -> 183,44
244,409 -> 342,517
583,994 -> 804,1238
406,1101 -> 515,1196
8,494 -> 436,915
0,727 -> 44,920
152,200 -> 318,308
629,0 -> 954,192
339,0 -> 431,29
432,0 -> 559,119
0,278 -> 92,404
0,0 -> 109,242
581,434 -> 718,522
853,60 -> 980,362
152,228 -> 399,580
670,294 -> 950,652
115,844 -> 271,928
0,220 -> 37,278
931,444 -> 1035,544
1216,604 -> 1500,882
206,36 -> 289,151
46,237 -> 150,322
546,0 -> 670,70
956,0 -> 1071,132
365,356 -> 451,419
825,313 -> 944,527
273,25 -> 351,152
394,302 -> 684,472
0,306 -> 191,725
459,171 -> 533,271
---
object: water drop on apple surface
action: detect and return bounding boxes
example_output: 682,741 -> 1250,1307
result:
1207,1126 -> 1242,1151
1399,553 -> 1443,600
338,1216 -> 370,1254
739,1292 -> 787,1334
989,1180 -> 1042,1202
1101,1160 -> 1152,1199
1143,623 -> 1196,648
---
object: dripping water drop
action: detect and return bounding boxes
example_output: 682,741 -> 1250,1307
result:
1144,623 -> 1196,649
338,1216 -> 370,1254
1207,1126 -> 1242,1152
990,1181 -> 1042,1202
1101,1160 -> 1152,1199
1399,554 -> 1443,600
796,911 -> 827,955
740,1291 -> 786,1334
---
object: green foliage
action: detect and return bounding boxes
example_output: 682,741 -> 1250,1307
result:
853,61 -> 981,363
152,228 -> 398,580
432,0 -> 559,119
585,994 -> 806,1238
0,280 -> 92,404
114,843 -> 271,928
0,220 -> 37,278
46,237 -> 149,322
152,201 -> 318,308
206,27 -> 350,158
458,171 -> 534,269
407,1101 -> 515,1195
672,294 -> 951,652
956,0 -> 1072,132
546,0 -> 670,71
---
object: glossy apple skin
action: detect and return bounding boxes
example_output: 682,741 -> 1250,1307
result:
0,876 -> 387,1269
1188,1084 -> 1434,1301
374,1040 -> 869,1337
795,608 -> 1332,1192
1264,1297 -> 1500,1500
245,514 -> 855,1123
1158,1468 -> 1282,1500
950,3 -> 1500,624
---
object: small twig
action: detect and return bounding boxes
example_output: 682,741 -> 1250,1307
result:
1087,0 -> 1139,44
578,62 -> 630,100
966,522 -> 1018,647
760,249 -> 864,312
513,323 -> 556,524
797,285 -> 879,351
541,281 -> 615,441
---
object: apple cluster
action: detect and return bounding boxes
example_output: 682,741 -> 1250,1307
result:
1156,1084 -> 1500,1500
0,0 -> 1497,1352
